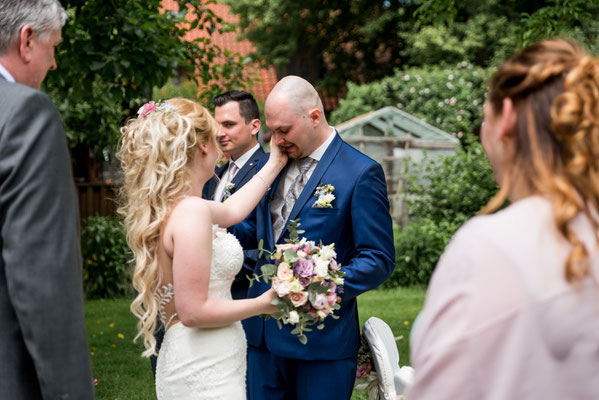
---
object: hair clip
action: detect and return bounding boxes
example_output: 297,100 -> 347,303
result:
137,100 -> 175,119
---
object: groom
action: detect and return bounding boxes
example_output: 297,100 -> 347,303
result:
233,76 -> 395,399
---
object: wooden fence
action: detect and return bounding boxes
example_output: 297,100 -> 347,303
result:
76,182 -> 119,220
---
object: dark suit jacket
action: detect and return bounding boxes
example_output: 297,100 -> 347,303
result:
203,146 -> 266,300
233,133 -> 395,360
0,77 -> 94,398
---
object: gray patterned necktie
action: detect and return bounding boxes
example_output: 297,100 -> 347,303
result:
272,157 -> 316,240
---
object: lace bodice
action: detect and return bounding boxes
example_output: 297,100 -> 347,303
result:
156,225 -> 244,325
155,225 -> 247,400
208,225 -> 244,299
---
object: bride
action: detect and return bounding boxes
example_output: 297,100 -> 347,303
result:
117,98 -> 287,399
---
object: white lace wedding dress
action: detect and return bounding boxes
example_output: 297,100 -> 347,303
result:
155,226 -> 247,400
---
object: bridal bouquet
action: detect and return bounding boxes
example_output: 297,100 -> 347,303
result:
251,220 -> 344,344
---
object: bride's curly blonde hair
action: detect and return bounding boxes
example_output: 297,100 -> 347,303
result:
116,98 -> 219,356
483,39 -> 599,283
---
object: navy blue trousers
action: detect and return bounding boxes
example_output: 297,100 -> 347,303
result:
247,343 -> 357,400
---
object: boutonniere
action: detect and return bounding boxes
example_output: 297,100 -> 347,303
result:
223,182 -> 235,200
312,183 -> 335,208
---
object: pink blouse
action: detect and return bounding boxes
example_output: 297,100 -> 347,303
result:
407,196 -> 599,399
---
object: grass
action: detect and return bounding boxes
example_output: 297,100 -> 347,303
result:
86,287 -> 426,399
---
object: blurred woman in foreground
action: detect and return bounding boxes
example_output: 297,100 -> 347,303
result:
407,39 -> 599,399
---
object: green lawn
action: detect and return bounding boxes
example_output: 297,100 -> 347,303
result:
86,287 -> 426,399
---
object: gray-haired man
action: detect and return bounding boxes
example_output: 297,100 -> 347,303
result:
0,1 -> 94,398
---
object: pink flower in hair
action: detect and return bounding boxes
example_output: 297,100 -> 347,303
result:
137,101 -> 156,119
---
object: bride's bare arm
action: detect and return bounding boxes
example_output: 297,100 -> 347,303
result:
207,143 -> 287,228
168,198 -> 277,328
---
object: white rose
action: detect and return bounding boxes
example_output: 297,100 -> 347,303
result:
320,245 -> 337,261
314,258 -> 330,278
287,310 -> 300,324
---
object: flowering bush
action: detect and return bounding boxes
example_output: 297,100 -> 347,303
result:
252,220 -> 345,344
330,62 -> 489,142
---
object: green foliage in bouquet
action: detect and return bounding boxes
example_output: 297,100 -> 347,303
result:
252,220 -> 345,344
81,216 -> 133,298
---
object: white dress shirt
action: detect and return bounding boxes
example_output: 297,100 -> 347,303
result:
280,127 -> 336,196
213,143 -> 261,202
0,63 -> 15,82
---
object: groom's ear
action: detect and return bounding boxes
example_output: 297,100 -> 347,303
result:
308,108 -> 321,127
18,26 -> 35,63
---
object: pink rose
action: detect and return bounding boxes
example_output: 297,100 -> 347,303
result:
326,291 -> 337,307
289,291 -> 308,307
277,263 -> 293,282
310,293 -> 328,310
272,277 -> 291,296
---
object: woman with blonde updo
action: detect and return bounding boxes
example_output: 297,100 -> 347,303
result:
407,39 -> 599,399
117,98 -> 286,399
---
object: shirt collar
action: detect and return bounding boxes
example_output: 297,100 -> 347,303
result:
0,62 -> 15,82
308,127 -> 336,161
230,143 -> 260,170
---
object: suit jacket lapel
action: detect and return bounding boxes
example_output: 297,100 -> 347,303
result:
203,163 -> 227,200
231,147 -> 265,188
279,133 -> 343,240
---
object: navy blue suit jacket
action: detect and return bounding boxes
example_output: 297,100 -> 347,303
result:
203,146 -> 266,300
232,133 -> 395,360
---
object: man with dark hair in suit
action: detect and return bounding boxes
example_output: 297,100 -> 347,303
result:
204,90 -> 265,299
0,0 -> 94,398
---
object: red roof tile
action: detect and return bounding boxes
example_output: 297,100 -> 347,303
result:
162,0 -> 277,102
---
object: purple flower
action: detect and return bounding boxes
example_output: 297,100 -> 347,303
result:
294,258 -> 314,278
336,285 -> 344,294
299,277 -> 311,287
322,281 -> 336,293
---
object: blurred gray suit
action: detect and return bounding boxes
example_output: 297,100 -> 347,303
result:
0,76 -> 94,398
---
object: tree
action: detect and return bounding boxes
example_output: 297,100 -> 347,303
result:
223,0 -> 418,93
45,0 -> 252,181
410,0 -> 599,67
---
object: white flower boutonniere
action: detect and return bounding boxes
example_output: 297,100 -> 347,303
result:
223,182 -> 235,200
312,184 -> 335,208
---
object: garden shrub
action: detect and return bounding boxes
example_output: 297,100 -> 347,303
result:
81,216 -> 132,298
330,62 -> 489,140
385,218 -> 459,288
388,144 -> 499,287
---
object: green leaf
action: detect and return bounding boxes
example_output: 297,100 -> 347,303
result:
283,249 -> 299,263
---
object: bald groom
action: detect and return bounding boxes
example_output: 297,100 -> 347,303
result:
232,76 -> 395,400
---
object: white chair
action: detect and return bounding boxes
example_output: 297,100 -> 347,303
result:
360,316 -> 414,399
